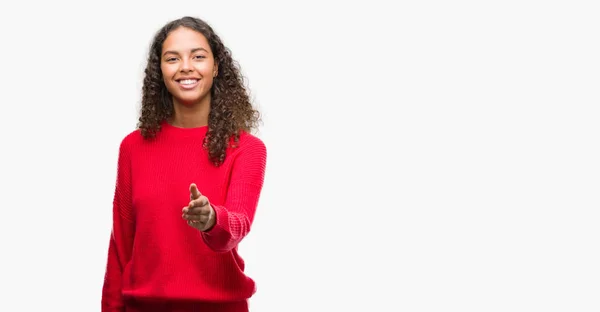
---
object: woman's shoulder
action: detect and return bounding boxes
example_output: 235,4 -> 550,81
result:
229,131 -> 267,168
118,129 -> 144,150
237,130 -> 266,151
227,131 -> 267,162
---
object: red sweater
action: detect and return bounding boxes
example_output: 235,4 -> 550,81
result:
101,122 -> 267,311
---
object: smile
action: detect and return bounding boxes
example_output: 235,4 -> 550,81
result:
177,79 -> 199,90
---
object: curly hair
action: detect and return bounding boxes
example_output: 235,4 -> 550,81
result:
137,16 -> 260,166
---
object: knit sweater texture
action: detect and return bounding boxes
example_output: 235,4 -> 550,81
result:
101,121 -> 267,311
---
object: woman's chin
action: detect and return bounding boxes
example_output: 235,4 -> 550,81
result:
175,95 -> 206,107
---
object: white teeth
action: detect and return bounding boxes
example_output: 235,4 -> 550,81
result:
180,79 -> 198,85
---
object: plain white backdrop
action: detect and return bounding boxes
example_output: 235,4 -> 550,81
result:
0,1 -> 599,311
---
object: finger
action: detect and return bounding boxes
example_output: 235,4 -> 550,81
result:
183,213 -> 209,223
187,218 -> 209,228
183,212 -> 197,220
182,205 -> 204,215
185,204 -> 211,216
189,183 -> 202,200
188,196 -> 209,209
187,220 -> 199,227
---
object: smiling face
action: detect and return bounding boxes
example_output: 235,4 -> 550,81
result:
160,26 -> 218,107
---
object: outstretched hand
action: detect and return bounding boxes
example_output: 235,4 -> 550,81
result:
182,183 -> 216,232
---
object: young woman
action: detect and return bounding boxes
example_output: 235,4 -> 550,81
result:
101,16 -> 267,312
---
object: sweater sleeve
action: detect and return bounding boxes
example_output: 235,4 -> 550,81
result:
102,138 -> 135,311
202,137 -> 267,252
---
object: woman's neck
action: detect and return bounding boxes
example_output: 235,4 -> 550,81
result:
170,96 -> 211,128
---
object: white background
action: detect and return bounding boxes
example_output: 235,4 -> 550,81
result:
0,1 -> 598,311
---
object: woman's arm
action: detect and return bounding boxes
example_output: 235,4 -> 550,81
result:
201,136 -> 267,253
101,138 -> 135,311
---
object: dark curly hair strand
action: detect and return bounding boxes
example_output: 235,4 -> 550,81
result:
137,16 -> 260,166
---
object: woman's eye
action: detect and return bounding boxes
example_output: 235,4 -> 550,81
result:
166,58 -> 177,62
194,55 -> 206,59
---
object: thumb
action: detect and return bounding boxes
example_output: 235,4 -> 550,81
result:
190,183 -> 202,199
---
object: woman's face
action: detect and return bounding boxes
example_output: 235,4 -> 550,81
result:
160,26 -> 218,107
